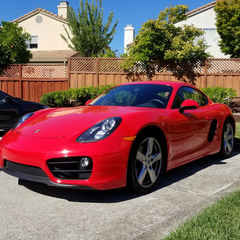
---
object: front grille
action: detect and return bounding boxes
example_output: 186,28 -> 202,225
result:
4,160 -> 48,178
47,157 -> 93,180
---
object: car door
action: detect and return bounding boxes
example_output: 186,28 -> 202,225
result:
0,92 -> 22,130
167,86 -> 212,162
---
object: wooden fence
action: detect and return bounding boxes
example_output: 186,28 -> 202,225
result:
69,58 -> 240,96
68,57 -> 127,88
1,58 -> 240,103
0,64 -> 68,102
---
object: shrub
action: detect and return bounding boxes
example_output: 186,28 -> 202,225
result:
40,85 -> 114,107
200,87 -> 237,106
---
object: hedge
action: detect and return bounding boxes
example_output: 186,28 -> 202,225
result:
200,87 -> 237,106
40,85 -> 114,107
40,85 -> 237,108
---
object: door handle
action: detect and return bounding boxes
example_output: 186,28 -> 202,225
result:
206,116 -> 212,120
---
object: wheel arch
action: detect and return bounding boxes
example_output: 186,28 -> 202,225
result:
126,125 -> 168,193
224,115 -> 236,134
131,125 -> 168,164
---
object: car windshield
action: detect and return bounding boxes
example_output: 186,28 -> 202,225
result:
90,84 -> 173,109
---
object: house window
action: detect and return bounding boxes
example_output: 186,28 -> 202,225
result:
202,28 -> 219,45
26,36 -> 38,49
194,28 -> 219,46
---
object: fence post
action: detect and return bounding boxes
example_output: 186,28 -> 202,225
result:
68,58 -> 71,89
19,64 -> 22,99
204,59 -> 208,88
96,58 -> 99,86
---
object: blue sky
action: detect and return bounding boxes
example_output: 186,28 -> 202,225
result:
0,0 -> 213,55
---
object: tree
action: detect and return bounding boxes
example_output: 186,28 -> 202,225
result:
61,0 -> 118,57
215,0 -> 240,57
0,21 -> 32,64
99,48 -> 116,57
121,5 -> 211,79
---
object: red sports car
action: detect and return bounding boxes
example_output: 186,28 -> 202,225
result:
0,81 -> 235,194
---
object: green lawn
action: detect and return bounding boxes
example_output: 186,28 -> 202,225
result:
161,191 -> 240,240
235,122 -> 240,141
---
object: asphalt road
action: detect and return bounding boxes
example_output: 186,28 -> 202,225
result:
0,133 -> 240,240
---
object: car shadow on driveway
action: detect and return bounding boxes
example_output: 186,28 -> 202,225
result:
17,150 -> 239,203
160,153 -> 232,188
0,131 -> 8,172
0,130 -> 8,138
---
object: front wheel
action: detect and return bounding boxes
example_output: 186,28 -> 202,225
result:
127,132 -> 166,194
219,120 -> 234,158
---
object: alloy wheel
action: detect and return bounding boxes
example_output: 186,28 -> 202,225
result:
223,122 -> 234,155
135,137 -> 162,188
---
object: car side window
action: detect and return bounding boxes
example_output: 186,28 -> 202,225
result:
197,90 -> 208,106
172,87 -> 208,109
172,93 -> 184,109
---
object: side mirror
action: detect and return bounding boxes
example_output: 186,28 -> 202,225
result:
85,99 -> 93,105
179,99 -> 199,114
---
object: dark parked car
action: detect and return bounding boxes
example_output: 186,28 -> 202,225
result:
0,90 -> 48,130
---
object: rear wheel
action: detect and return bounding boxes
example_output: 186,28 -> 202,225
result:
220,120 -> 234,158
127,132 -> 166,194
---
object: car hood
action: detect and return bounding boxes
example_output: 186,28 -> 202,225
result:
16,105 -> 159,138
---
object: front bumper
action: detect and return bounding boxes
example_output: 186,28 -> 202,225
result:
0,131 -> 132,190
2,163 -> 94,190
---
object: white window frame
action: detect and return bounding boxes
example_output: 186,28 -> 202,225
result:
26,36 -> 38,49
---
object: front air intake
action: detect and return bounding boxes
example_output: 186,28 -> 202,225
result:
4,160 -> 48,178
47,157 -> 93,180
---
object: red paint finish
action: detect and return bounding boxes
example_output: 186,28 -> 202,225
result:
0,81 -> 235,191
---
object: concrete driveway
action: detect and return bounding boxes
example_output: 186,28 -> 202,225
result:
0,134 -> 239,239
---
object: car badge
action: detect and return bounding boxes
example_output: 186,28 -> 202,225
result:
35,129 -> 41,133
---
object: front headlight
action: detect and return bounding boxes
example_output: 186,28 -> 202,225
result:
77,117 -> 122,143
12,112 -> 34,130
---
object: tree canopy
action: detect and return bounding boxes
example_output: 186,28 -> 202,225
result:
98,48 -> 116,57
122,5 -> 211,79
0,21 -> 32,65
61,0 -> 118,57
215,0 -> 240,57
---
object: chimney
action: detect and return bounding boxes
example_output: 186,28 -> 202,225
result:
124,25 -> 135,53
57,1 -> 69,18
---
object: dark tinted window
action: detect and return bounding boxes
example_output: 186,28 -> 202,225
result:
172,87 -> 208,109
0,92 -> 5,101
0,92 -> 6,102
90,84 -> 173,109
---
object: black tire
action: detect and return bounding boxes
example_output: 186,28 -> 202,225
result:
127,131 -> 166,194
219,120 -> 234,158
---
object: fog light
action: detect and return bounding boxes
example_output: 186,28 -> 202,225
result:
80,157 -> 91,167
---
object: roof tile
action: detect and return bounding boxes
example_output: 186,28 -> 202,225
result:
187,1 -> 216,16
12,7 -> 67,23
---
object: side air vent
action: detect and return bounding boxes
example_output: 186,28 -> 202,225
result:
208,119 -> 218,142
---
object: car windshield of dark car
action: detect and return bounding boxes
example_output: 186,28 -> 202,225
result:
90,84 -> 173,108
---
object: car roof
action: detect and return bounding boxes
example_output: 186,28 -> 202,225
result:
0,90 -> 11,97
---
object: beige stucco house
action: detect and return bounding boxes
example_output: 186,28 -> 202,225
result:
175,1 -> 229,58
125,1 -> 229,58
12,1 -> 77,63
